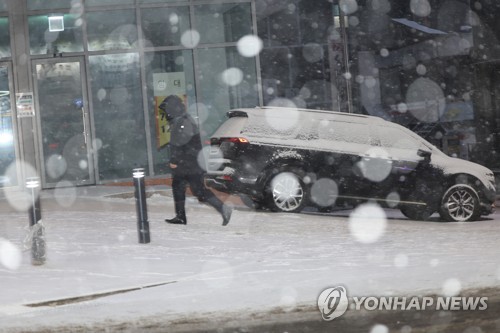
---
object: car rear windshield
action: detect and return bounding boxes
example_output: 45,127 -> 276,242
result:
211,116 -> 248,138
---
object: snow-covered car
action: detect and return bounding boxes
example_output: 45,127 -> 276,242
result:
205,107 -> 497,222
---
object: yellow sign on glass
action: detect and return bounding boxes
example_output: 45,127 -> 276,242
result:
153,72 -> 187,149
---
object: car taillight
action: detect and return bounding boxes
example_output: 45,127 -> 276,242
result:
213,137 -> 250,145
224,137 -> 249,144
216,175 -> 233,181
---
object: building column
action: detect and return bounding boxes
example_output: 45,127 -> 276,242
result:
10,0 -> 38,180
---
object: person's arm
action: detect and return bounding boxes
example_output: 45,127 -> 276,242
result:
168,116 -> 196,167
169,145 -> 181,166
168,119 -> 181,167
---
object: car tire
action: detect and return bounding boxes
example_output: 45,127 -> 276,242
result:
400,204 -> 434,221
265,169 -> 308,213
439,184 -> 481,222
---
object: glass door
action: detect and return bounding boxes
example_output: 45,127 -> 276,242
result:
0,62 -> 19,188
33,57 -> 94,187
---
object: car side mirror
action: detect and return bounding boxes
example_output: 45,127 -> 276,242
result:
417,149 -> 431,163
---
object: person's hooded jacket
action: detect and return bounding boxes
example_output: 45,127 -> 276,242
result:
159,95 -> 204,174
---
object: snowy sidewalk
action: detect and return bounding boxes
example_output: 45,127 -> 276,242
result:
0,185 -> 500,332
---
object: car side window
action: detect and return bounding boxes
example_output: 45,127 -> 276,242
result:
373,125 -> 428,162
318,120 -> 374,145
315,120 -> 379,156
376,126 -> 421,150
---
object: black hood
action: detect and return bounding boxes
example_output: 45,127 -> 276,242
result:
159,95 -> 185,120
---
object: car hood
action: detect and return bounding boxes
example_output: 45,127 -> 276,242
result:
432,153 -> 496,191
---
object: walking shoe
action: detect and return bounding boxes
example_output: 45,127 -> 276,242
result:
222,205 -> 232,226
165,217 -> 187,225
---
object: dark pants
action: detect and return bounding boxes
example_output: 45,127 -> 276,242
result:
171,172 -> 225,221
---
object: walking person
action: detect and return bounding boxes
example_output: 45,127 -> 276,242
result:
160,95 -> 232,226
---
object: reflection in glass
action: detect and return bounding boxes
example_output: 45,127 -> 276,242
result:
86,0 -> 134,5
144,50 -> 195,175
197,47 -> 258,137
0,18 -> 10,58
194,3 -> 252,44
260,46 -> 332,110
89,53 -> 148,180
255,1 -> 335,110
27,0 -> 80,10
0,67 -> 16,187
141,7 -> 190,47
86,10 -> 137,51
28,15 -> 83,55
139,0 -> 186,3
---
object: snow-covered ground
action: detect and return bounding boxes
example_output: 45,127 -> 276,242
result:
0,185 -> 499,332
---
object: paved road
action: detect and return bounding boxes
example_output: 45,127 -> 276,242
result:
0,186 -> 499,332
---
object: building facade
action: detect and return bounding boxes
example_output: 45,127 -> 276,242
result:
0,0 -> 498,189
344,0 -> 500,171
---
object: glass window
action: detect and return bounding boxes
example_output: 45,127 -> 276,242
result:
145,50 -> 195,175
377,126 -> 421,151
257,0 -> 333,46
86,0 -> 134,6
318,121 -> 372,145
0,1 -> 7,11
256,1 -> 334,110
0,67 -> 17,187
298,1 -> 333,44
260,46 -> 332,110
194,3 -> 252,44
27,0 -> 80,10
141,6 -> 190,47
89,53 -> 148,180
34,61 -> 91,184
0,18 -> 10,58
315,120 -> 375,155
197,47 -> 258,137
86,10 -> 137,51
140,0 -> 186,3
28,14 -> 83,55
257,6 -> 299,46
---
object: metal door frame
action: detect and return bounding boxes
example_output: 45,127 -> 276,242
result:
32,56 -> 95,188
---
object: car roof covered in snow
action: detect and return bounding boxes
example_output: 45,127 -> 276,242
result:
217,107 -> 392,153
228,106 -> 387,125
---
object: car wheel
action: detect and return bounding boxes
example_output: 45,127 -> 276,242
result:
266,170 -> 307,213
439,184 -> 481,222
400,204 -> 434,221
